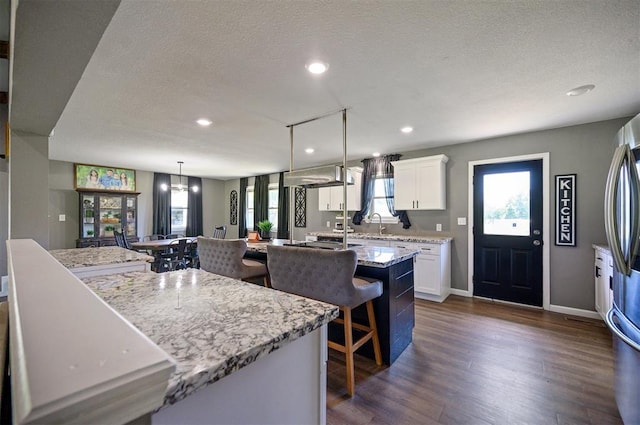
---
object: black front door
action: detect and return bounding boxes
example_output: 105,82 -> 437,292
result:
473,159 -> 543,306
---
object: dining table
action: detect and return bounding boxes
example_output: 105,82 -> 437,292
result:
130,237 -> 196,251
131,238 -> 197,271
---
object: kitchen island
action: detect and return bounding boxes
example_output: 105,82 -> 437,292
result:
9,240 -> 338,424
245,239 -> 418,365
49,245 -> 153,277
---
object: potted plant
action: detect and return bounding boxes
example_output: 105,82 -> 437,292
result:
103,225 -> 115,237
257,220 -> 274,240
86,230 -> 94,237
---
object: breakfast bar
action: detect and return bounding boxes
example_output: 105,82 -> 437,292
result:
245,239 -> 418,365
49,246 -> 154,277
9,240 -> 338,424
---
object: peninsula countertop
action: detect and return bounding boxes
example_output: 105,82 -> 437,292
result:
49,246 -> 154,268
82,269 -> 339,408
245,239 -> 418,268
308,231 -> 453,244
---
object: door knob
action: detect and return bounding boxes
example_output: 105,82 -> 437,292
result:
533,240 -> 541,246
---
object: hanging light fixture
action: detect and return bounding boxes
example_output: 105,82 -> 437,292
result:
177,161 -> 184,191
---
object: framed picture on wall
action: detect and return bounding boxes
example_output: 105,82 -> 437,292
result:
74,163 -> 137,192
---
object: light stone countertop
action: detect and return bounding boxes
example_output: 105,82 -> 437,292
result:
246,239 -> 418,268
307,231 -> 453,244
81,269 -> 339,408
49,246 -> 154,268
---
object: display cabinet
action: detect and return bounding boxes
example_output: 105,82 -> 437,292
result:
76,191 -> 139,247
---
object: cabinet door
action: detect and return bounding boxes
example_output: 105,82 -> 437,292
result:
124,196 -> 137,237
594,255 -> 604,314
98,195 -> 122,237
393,165 -> 416,210
346,171 -> 362,211
80,193 -> 97,238
329,186 -> 343,210
414,254 -> 441,295
416,161 -> 444,210
318,188 -> 332,211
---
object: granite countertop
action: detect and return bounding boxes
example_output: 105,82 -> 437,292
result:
81,269 -> 338,408
49,246 -> 154,268
246,239 -> 418,268
307,231 -> 453,244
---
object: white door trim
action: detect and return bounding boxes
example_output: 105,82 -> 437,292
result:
467,153 -> 550,311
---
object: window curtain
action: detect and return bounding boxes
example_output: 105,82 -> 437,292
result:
238,177 -> 248,238
380,154 -> 411,229
186,176 -> 203,237
254,174 -> 270,228
277,172 -> 289,239
153,173 -> 172,235
352,154 -> 411,229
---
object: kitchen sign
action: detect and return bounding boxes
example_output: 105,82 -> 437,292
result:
555,174 -> 576,246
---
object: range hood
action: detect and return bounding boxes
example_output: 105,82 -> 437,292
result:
284,165 -> 354,188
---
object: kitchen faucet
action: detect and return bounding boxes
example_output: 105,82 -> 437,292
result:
371,213 -> 385,235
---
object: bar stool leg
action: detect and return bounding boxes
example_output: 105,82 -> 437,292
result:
366,300 -> 383,366
342,306 -> 355,397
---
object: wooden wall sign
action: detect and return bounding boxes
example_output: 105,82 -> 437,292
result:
555,174 -> 576,246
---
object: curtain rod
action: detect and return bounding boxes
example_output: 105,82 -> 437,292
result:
286,107 -> 350,128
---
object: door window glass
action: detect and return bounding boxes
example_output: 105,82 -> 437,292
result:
483,171 -> 530,236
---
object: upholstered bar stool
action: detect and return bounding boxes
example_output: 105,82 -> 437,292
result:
197,237 -> 269,287
267,245 -> 383,396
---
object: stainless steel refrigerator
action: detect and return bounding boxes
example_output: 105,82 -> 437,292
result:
605,112 -> 640,424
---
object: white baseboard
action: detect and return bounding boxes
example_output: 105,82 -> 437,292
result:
549,304 -> 601,320
449,288 -> 471,297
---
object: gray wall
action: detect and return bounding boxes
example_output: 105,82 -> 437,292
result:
47,160 -> 226,249
10,131 -> 50,248
224,117 -> 631,311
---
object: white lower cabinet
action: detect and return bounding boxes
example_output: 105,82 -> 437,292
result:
349,238 -> 390,247
594,247 -> 613,320
390,241 -> 451,302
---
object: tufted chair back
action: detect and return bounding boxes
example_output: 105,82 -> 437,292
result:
197,237 -> 249,279
267,245 -> 381,308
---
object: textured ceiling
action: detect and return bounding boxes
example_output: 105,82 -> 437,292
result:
12,0 -> 640,180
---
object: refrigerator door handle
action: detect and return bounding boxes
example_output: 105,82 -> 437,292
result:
626,145 -> 640,271
605,145 -> 630,275
606,308 -> 640,353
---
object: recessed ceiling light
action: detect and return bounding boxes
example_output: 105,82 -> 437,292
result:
197,118 -> 212,126
305,148 -> 315,154
401,126 -> 413,134
305,61 -> 329,74
372,152 -> 381,157
566,84 -> 595,97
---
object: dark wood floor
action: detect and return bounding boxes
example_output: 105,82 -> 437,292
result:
326,296 -> 622,425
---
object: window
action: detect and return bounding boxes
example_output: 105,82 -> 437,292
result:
246,187 -> 254,231
245,184 -> 279,231
171,187 -> 188,234
268,184 -> 278,229
368,178 -> 399,223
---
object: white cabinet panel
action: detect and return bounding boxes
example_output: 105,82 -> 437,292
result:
594,248 -> 614,321
390,241 -> 451,302
392,155 -> 448,210
317,171 -> 361,211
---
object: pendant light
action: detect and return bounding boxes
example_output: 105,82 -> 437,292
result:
177,161 -> 184,191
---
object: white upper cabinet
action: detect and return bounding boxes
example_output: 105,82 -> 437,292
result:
391,154 -> 448,210
318,170 -> 362,211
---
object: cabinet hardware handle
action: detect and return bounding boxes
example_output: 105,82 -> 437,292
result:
416,200 -> 419,208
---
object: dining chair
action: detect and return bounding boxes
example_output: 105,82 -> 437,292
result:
267,245 -> 383,397
113,229 -> 128,249
142,234 -> 165,241
197,237 -> 269,286
212,225 -> 227,239
158,238 -> 189,272
164,234 -> 183,240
